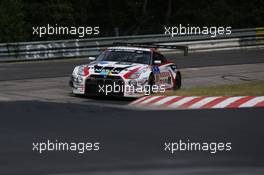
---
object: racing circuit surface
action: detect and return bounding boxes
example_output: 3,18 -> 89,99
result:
1,48 -> 264,174
1,48 -> 264,81
1,102 -> 264,175
0,48 -> 264,105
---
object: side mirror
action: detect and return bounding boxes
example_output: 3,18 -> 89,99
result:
154,60 -> 162,64
88,57 -> 96,61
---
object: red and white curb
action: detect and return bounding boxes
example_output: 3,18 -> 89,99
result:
129,96 -> 264,109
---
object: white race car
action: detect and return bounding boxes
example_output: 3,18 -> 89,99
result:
69,43 -> 187,97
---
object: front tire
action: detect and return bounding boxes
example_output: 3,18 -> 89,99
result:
173,72 -> 181,90
147,73 -> 155,94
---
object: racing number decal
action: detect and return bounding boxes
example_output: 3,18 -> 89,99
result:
152,65 -> 160,85
152,65 -> 160,74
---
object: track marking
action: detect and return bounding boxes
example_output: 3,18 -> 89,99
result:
129,96 -> 264,109
239,96 -> 264,107
129,96 -> 151,105
212,97 -> 244,108
189,97 -> 219,108
153,96 -> 179,106
140,96 -> 162,104
167,97 -> 198,108
143,96 -> 168,106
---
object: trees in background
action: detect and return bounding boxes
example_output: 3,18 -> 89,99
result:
0,0 -> 263,42
0,0 -> 27,42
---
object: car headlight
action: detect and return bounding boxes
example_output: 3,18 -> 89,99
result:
77,66 -> 89,76
129,80 -> 138,86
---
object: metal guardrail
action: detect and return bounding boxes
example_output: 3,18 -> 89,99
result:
0,28 -> 263,62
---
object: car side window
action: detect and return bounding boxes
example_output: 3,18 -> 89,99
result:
153,52 -> 166,64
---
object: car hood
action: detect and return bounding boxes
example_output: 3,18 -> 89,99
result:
86,61 -> 147,75
90,61 -> 146,67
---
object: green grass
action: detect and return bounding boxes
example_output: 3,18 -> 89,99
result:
157,81 -> 264,96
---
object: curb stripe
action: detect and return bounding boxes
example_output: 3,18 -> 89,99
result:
144,96 -> 168,106
239,96 -> 264,107
178,97 -> 207,108
159,96 -> 185,107
129,96 -> 264,109
255,100 -> 264,107
226,96 -> 255,108
154,96 -> 179,106
168,97 -> 198,108
201,97 -> 229,108
140,96 -> 162,104
212,97 -> 243,108
189,97 -> 219,108
130,95 -> 152,105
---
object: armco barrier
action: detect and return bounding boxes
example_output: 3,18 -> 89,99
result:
0,28 -> 263,62
129,96 -> 264,109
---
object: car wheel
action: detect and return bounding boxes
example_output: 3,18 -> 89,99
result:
147,73 -> 155,94
173,72 -> 181,90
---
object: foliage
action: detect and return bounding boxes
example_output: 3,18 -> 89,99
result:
0,0 -> 263,42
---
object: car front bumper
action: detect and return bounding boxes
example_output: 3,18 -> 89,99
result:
70,74 -> 145,98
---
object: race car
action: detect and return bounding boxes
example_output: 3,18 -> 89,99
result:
69,43 -> 188,97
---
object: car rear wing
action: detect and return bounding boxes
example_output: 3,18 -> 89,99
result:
113,42 -> 188,56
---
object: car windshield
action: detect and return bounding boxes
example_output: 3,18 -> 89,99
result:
96,49 -> 151,64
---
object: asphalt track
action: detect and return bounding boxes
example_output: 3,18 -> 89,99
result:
1,102 -> 264,174
0,48 -> 264,174
0,48 -> 264,81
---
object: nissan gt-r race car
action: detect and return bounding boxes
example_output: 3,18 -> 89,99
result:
69,43 -> 188,98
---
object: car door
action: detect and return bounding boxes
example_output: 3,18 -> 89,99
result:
152,52 -> 173,88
